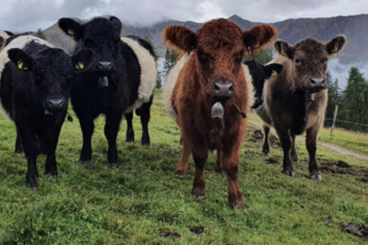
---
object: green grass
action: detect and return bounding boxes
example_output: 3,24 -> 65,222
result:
0,90 -> 368,244
247,111 -> 368,156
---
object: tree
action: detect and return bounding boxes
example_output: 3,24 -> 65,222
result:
243,48 -> 273,65
163,48 -> 180,78
35,28 -> 46,40
339,67 -> 368,132
325,70 -> 341,127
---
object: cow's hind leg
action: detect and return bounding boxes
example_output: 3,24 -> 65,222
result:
306,127 -> 322,181
262,125 -> 270,155
125,111 -> 135,143
291,133 -> 299,163
138,95 -> 153,145
15,127 -> 23,153
105,111 -> 123,165
175,134 -> 191,178
191,145 -> 208,199
79,118 -> 95,162
215,144 -> 223,173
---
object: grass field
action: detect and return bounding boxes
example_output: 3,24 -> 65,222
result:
0,90 -> 368,244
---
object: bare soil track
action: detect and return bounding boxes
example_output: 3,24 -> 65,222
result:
247,120 -> 368,161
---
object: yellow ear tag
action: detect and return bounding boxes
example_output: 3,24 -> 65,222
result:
247,46 -> 251,50
271,70 -> 277,77
332,44 -> 338,53
68,29 -> 74,36
76,62 -> 84,70
253,44 -> 259,49
17,61 -> 27,70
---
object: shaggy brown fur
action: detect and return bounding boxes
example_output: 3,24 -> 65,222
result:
255,35 -> 347,180
163,19 -> 277,209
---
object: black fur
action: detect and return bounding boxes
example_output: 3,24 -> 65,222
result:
0,39 -> 94,189
243,60 -> 283,109
58,16 -> 156,163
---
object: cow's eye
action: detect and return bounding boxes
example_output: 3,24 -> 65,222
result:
295,59 -> 301,64
197,51 -> 209,62
234,52 -> 244,62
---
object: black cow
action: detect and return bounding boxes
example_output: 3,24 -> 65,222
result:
0,35 -> 94,189
243,60 -> 283,109
58,16 -> 157,164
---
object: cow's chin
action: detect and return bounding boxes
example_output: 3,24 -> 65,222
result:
306,86 -> 327,94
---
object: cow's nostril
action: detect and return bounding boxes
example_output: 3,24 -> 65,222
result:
310,79 -> 316,84
228,84 -> 234,92
214,83 -> 220,91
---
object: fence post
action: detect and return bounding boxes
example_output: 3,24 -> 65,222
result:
330,105 -> 339,135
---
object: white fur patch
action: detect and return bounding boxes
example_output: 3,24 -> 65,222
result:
242,64 -> 255,110
163,53 -> 189,121
0,31 -> 10,41
122,37 -> 157,113
0,35 -> 52,119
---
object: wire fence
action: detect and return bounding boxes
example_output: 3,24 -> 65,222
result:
325,118 -> 368,128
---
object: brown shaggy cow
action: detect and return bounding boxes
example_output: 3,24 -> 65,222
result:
163,18 -> 277,208
255,35 -> 347,181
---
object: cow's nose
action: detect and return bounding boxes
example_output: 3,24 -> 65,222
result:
214,83 -> 234,98
310,78 -> 325,88
47,98 -> 65,110
98,61 -> 112,71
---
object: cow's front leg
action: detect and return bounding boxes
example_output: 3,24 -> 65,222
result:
275,127 -> 294,177
45,120 -> 64,178
125,111 -> 135,143
191,146 -> 208,199
105,111 -> 123,164
306,127 -> 322,181
18,124 -> 39,189
175,133 -> 191,178
262,125 -> 270,155
79,117 -> 95,162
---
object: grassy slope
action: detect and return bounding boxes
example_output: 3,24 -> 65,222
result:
0,90 -> 367,245
247,112 -> 368,156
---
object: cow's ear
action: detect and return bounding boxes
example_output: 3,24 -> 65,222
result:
243,24 -> 277,52
109,16 -> 122,35
0,37 -> 4,50
72,48 -> 95,71
58,18 -> 83,40
162,25 -> 196,53
8,48 -> 33,71
274,40 -> 294,59
264,63 -> 283,79
326,35 -> 346,56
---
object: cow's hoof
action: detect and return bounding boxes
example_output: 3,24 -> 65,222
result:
15,149 -> 23,154
141,136 -> 151,146
191,187 -> 205,199
310,172 -> 322,181
45,171 -> 58,179
261,152 -> 269,156
230,199 -> 246,210
26,176 -> 39,191
79,158 -> 91,163
282,169 -> 295,177
175,170 -> 187,179
126,129 -> 135,143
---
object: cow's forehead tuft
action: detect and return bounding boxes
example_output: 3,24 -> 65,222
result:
294,39 -> 327,57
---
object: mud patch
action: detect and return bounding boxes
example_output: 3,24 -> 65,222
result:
189,226 -> 205,235
265,157 -> 280,165
160,229 -> 181,239
319,159 -> 368,177
342,223 -> 368,242
249,130 -> 264,143
269,135 -> 281,147
321,216 -> 333,224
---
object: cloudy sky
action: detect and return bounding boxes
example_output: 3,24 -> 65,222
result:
1,0 -> 367,32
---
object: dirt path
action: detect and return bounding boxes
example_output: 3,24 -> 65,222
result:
247,120 -> 368,161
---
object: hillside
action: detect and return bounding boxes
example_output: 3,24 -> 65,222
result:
43,14 -> 368,85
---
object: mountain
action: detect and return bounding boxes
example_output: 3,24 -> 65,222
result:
43,14 -> 368,86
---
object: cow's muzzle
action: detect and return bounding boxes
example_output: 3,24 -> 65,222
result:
44,96 -> 67,114
214,83 -> 234,100
307,77 -> 327,93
